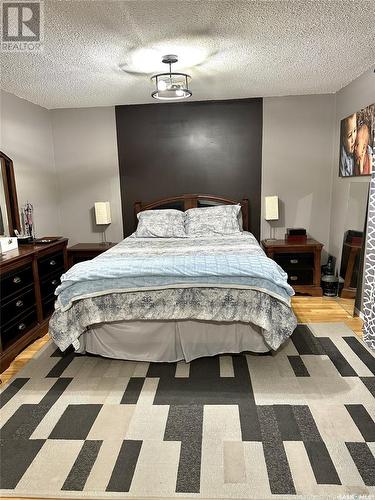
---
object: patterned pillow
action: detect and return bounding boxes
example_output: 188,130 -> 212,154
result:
135,209 -> 186,238
185,204 -> 242,237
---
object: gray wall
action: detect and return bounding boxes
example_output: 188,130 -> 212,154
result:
261,94 -> 335,252
50,107 -> 123,246
329,67 -> 374,262
345,183 -> 369,233
0,90 -> 61,237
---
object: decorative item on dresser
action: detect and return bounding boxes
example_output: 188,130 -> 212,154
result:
67,242 -> 118,268
262,238 -> 323,296
0,238 -> 68,372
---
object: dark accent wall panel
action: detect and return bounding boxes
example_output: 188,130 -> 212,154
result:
115,98 -> 262,239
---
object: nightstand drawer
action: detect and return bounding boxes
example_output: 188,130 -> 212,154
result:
275,252 -> 314,268
38,251 -> 64,278
286,269 -> 314,285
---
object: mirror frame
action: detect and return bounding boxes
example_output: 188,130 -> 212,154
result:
0,151 -> 21,236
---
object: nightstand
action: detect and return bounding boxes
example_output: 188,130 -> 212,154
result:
67,242 -> 117,268
262,238 -> 323,296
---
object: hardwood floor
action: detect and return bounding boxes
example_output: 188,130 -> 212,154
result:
292,296 -> 363,337
0,335 -> 50,385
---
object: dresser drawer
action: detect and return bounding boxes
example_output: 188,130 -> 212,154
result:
38,251 -> 64,278
286,269 -> 314,285
42,294 -> 56,319
1,308 -> 38,350
275,252 -> 314,268
40,271 -> 61,299
1,288 -> 36,327
0,265 -> 34,301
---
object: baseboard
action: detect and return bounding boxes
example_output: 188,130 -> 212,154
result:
354,307 -> 364,320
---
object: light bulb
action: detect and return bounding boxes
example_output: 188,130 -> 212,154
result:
176,89 -> 184,97
158,80 -> 167,91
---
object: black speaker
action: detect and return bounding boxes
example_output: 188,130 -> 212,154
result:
286,228 -> 307,236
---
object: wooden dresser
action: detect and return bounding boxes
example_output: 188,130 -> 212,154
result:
0,238 -> 68,371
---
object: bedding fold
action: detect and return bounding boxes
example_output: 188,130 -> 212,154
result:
50,287 -> 297,352
55,233 -> 294,311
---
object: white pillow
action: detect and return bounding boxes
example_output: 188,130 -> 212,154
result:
135,209 -> 186,238
185,204 -> 242,237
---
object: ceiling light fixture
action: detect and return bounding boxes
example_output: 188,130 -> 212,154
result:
151,55 -> 192,101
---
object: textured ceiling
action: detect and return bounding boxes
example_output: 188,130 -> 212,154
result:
1,0 -> 374,109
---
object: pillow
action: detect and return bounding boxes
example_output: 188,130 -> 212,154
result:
237,209 -> 244,231
185,204 -> 242,237
135,209 -> 186,238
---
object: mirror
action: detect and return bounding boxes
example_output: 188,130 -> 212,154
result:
339,181 -> 369,311
0,168 -> 9,236
0,151 -> 21,236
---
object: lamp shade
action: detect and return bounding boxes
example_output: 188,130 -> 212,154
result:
264,196 -> 279,221
95,202 -> 111,225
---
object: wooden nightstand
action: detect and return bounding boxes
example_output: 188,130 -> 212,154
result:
67,242 -> 117,268
262,238 -> 323,296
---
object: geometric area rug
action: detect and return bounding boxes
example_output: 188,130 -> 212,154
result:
1,323 -> 375,499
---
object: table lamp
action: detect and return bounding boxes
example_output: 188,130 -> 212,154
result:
94,201 -> 111,245
264,195 -> 279,241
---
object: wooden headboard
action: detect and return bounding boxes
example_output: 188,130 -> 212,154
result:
134,194 -> 250,231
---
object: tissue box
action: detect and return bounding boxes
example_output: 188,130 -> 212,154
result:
0,237 -> 18,253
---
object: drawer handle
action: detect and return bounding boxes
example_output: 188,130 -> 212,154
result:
13,276 -> 22,284
51,279 -> 58,286
290,259 -> 299,264
18,322 -> 26,331
49,260 -> 56,266
16,300 -> 24,308
290,276 -> 298,281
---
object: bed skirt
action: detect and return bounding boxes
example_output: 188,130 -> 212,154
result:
75,320 -> 270,362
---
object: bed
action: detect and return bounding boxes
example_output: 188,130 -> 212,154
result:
49,194 -> 297,362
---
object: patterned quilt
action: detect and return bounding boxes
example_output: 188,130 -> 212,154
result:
49,233 -> 297,351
